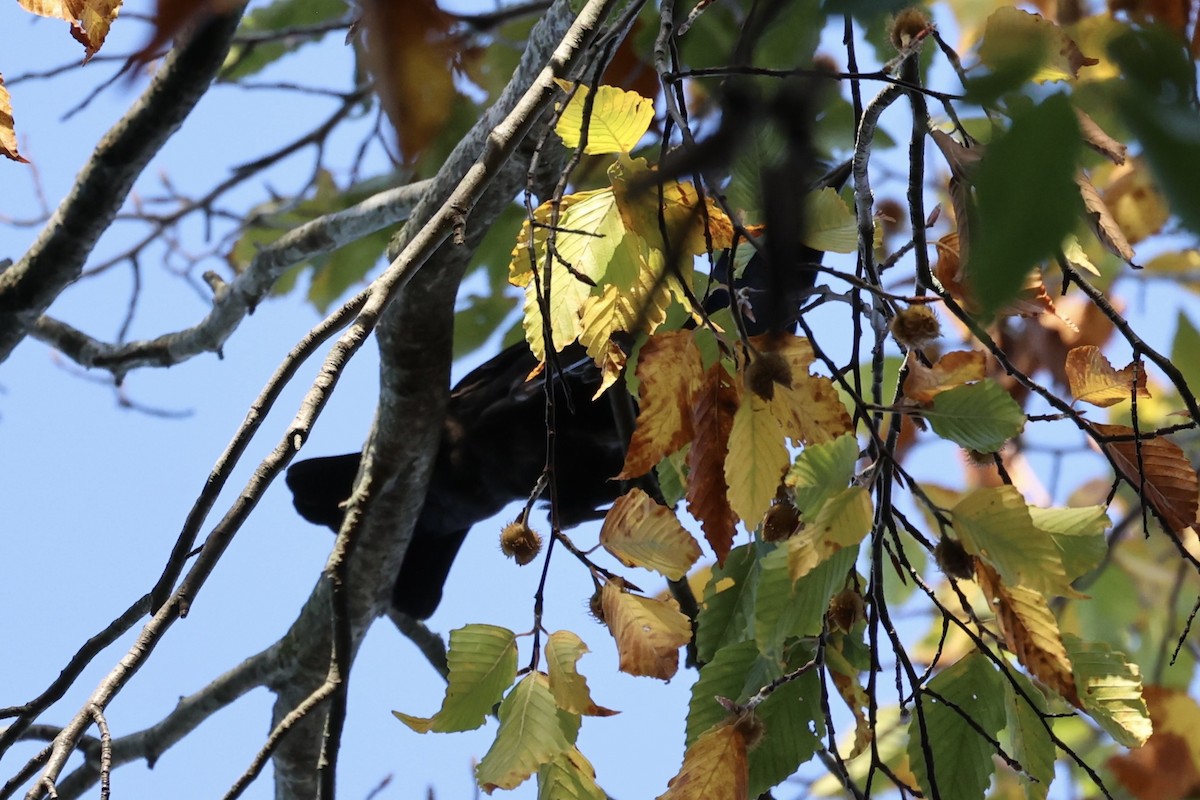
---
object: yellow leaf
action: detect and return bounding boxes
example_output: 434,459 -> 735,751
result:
725,393 -> 789,526
544,631 -> 618,717
978,7 -> 1098,83
477,673 -> 573,793
602,580 -> 692,680
609,153 -> 736,255
1102,158 -> 1170,245
556,83 -> 655,155
600,488 -> 703,579
0,75 -> 26,163
803,187 -> 857,254
657,721 -> 750,800
1064,345 -> 1150,407
753,335 -> 853,444
787,486 -> 873,581
620,331 -> 704,479
19,0 -> 122,60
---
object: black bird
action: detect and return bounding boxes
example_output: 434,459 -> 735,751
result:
286,343 -> 625,619
287,159 -> 852,619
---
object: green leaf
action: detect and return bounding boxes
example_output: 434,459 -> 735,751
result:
686,641 -> 763,746
785,486 -> 872,582
655,448 -> 689,508
747,654 -> 823,798
393,624 -> 517,733
1170,311 -> 1200,399
1027,505 -> 1109,583
476,673 -> 573,792
970,94 -> 1081,317
1003,671 -> 1056,800
696,545 -> 758,663
923,380 -> 1025,452
786,432 -> 859,516
951,487 -> 1073,597
1109,27 -> 1200,235
908,652 -> 1005,800
1062,634 -> 1151,747
802,188 -> 857,254
556,84 -> 655,155
221,0 -> 347,81
755,545 -> 855,659
537,747 -> 606,800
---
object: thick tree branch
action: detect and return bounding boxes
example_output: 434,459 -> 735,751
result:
0,7 -> 248,361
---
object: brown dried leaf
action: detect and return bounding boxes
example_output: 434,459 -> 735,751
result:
1074,107 -> 1126,165
619,331 -> 704,479
686,364 -> 740,564
361,0 -> 459,161
1076,173 -> 1136,265
902,350 -> 988,406
19,0 -> 122,60
1094,423 -> 1199,534
1065,345 -> 1150,407
0,75 -> 26,163
600,488 -> 702,580
657,721 -> 749,800
601,579 -> 692,680
977,561 -> 1080,706
1109,686 -> 1200,800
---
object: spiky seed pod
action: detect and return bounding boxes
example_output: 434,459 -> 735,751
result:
890,304 -> 941,349
587,588 -> 605,624
935,536 -> 976,581
745,350 -> 793,402
732,710 -> 766,751
500,519 -> 542,566
827,588 -> 866,633
890,7 -> 931,50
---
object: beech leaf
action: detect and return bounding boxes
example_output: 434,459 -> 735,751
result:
1065,345 -> 1149,407
600,488 -> 702,580
1093,423 -> 1199,534
687,364 -> 740,564
0,75 -> 25,163
620,331 -> 704,478
658,721 -> 750,800
476,673 -> 574,792
555,83 -> 655,155
544,631 -> 618,717
602,580 -> 692,680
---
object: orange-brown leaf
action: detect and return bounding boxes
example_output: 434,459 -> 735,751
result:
362,0 -> 459,161
0,75 -> 26,163
1065,345 -> 1150,407
601,580 -> 692,680
976,561 -> 1080,706
1109,686 -> 1200,800
657,721 -> 749,800
619,331 -> 703,479
902,350 -> 988,406
1077,173 -> 1136,264
600,488 -> 702,579
687,364 -> 740,564
19,0 -> 123,60
1094,423 -> 1199,534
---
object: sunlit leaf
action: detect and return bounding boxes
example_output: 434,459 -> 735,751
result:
620,331 -> 704,478
476,673 -> 574,792
908,652 -> 1005,800
726,394 -> 789,526
977,7 -> 1097,83
600,488 -> 702,579
1028,504 -> 1109,583
802,187 -> 857,254
555,83 -> 655,155
951,486 -> 1074,597
394,624 -> 518,733
901,350 -> 988,406
0,75 -> 25,163
1063,634 -> 1152,747
922,380 -> 1026,452
602,580 -> 692,680
543,631 -> 617,717
20,0 -> 123,60
976,561 -> 1079,705
1065,345 -> 1149,407
785,432 -> 859,516
658,721 -> 750,800
755,335 -> 853,444
785,486 -> 871,582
